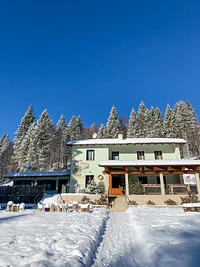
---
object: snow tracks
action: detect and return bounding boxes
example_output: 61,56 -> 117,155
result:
92,207 -> 200,267
92,211 -> 139,267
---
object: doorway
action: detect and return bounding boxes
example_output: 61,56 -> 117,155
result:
110,175 -> 125,195
58,179 -> 68,193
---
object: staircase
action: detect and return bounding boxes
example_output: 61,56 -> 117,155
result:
109,196 -> 127,212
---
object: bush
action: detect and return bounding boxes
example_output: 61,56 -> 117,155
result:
95,195 -> 108,205
146,200 -> 155,205
80,196 -> 91,204
180,191 -> 198,204
129,180 -> 144,195
129,200 -> 138,205
164,199 -> 177,205
85,181 -> 105,195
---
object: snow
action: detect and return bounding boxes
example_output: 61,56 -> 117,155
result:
99,159 -> 200,167
1,206 -> 200,266
68,137 -> 186,146
4,171 -> 70,178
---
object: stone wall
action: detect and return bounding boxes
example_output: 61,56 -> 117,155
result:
61,193 -> 101,203
127,194 -> 192,205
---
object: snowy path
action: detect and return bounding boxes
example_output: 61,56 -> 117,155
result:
92,207 -> 200,267
92,212 -> 139,267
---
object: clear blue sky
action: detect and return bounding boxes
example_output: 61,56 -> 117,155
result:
1,0 -> 200,140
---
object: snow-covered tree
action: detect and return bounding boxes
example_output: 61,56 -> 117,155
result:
97,123 -> 107,139
163,104 -> 176,138
53,115 -> 68,170
76,116 -> 84,140
127,108 -> 137,138
134,101 -> 149,137
26,123 -> 40,171
18,123 -> 39,171
106,106 -> 120,138
68,116 -> 78,141
0,134 -> 13,180
147,107 -> 163,137
174,100 -> 198,157
36,110 -> 55,171
14,104 -> 35,170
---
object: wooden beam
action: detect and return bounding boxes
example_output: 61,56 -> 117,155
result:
138,166 -> 143,172
124,167 -> 129,172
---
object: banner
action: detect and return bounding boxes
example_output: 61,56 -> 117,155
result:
182,174 -> 196,185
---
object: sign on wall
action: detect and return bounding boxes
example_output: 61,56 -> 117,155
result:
183,174 -> 196,185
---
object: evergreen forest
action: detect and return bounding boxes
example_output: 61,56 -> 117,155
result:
1,100 -> 200,182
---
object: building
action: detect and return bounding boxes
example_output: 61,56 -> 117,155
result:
68,133 -> 200,204
4,171 -> 70,195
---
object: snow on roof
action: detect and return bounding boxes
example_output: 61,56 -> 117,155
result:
68,138 -> 186,146
99,159 -> 200,167
4,171 -> 70,178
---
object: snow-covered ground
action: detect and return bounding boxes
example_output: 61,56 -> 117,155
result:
0,206 -> 200,267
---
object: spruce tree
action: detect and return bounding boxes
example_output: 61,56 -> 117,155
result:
106,106 -> 120,138
163,104 -> 176,138
98,123 -> 106,138
147,107 -> 163,137
127,108 -> 137,138
54,115 -> 68,170
26,123 -> 39,171
68,116 -> 78,140
76,116 -> 84,140
14,104 -> 35,170
134,101 -> 149,137
36,110 -> 55,171
0,134 -> 13,180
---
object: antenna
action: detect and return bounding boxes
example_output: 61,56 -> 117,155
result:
92,133 -> 97,139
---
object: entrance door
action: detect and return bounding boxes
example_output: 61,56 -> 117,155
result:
110,175 -> 124,195
58,179 -> 68,193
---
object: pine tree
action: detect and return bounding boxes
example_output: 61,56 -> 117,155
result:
134,101 -> 149,137
98,123 -> 106,138
68,116 -> 78,140
146,106 -> 155,138
76,116 -> 84,140
163,104 -> 176,138
0,134 -> 13,180
106,106 -> 120,138
26,123 -> 40,171
147,107 -> 163,137
14,104 -> 35,170
54,115 -> 68,170
36,110 -> 55,171
127,108 -> 137,138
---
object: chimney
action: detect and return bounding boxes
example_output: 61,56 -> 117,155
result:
118,131 -> 124,140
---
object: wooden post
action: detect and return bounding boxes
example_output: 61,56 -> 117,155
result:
160,173 -> 165,196
109,174 -> 112,196
195,173 -> 200,195
125,173 -> 129,196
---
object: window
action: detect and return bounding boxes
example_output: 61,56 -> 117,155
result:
37,180 -> 56,190
86,150 -> 94,160
154,151 -> 163,160
112,151 -> 119,160
85,175 -> 94,187
157,176 -> 166,185
138,176 -> 147,184
137,151 -> 145,160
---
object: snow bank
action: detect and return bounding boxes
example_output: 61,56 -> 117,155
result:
0,208 -> 109,267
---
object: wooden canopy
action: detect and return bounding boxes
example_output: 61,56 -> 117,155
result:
99,160 -> 200,175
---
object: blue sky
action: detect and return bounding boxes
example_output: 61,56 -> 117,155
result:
1,0 -> 200,140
